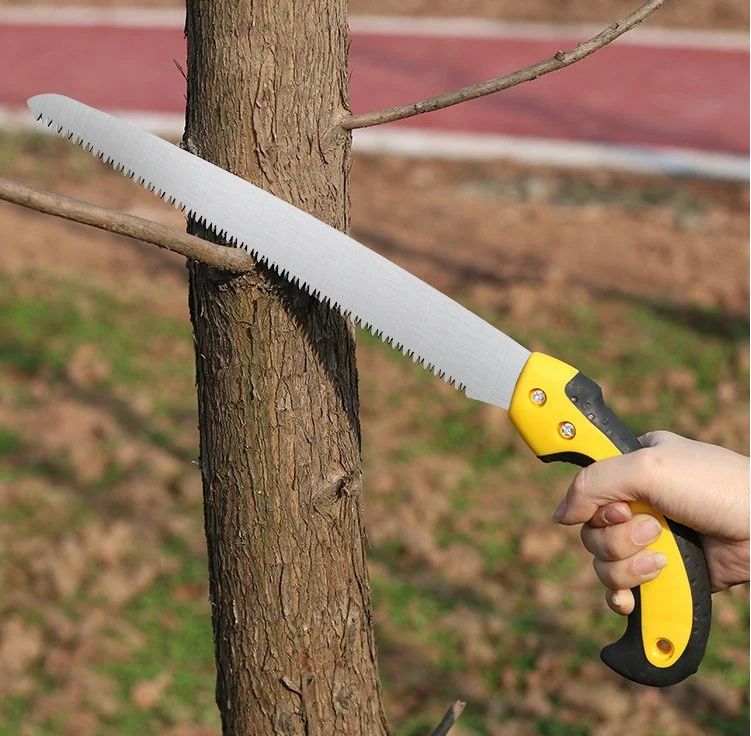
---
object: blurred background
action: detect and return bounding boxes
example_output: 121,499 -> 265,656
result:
0,1 -> 748,735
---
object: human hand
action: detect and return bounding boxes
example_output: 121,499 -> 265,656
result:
553,430 -> 749,615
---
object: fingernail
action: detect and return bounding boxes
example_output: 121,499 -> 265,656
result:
633,552 -> 668,576
603,504 -> 632,525
631,517 -> 663,545
552,499 -> 567,522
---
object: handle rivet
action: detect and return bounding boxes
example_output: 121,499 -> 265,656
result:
559,422 -> 576,439
530,389 -> 547,406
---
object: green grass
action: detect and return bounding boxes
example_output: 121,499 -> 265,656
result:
697,712 -> 751,736
0,271 -> 192,389
371,575 -> 462,630
0,131 -> 109,187
0,271 -> 197,473
702,633 -> 751,689
99,546 -> 218,734
0,696 -> 27,736
0,425 -> 23,455
536,716 -> 592,736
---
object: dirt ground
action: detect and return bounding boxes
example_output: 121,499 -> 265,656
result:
0,0 -> 748,30
1,133 -> 749,735
3,152 -> 746,331
352,157 -> 749,315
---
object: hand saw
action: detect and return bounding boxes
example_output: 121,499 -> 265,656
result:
27,93 -> 712,687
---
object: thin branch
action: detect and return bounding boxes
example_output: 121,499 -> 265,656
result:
0,177 -> 255,272
429,700 -> 466,736
173,57 -> 188,83
342,0 -> 666,130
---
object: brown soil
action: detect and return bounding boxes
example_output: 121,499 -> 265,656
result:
0,138 -> 748,734
351,156 -> 749,319
7,153 -> 747,325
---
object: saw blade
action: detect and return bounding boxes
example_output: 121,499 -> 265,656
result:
28,94 -> 530,409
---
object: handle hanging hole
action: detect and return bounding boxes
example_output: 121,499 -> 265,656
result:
655,638 -> 674,659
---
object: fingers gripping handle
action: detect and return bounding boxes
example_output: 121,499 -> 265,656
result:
600,514 -> 711,686
508,353 -> 711,686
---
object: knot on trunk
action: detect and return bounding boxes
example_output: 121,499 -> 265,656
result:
312,471 -> 362,511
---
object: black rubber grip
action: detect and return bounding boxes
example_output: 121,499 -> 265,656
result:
541,372 -> 712,687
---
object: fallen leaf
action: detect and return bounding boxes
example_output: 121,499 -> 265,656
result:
131,671 -> 173,711
66,344 -> 111,388
0,618 -> 43,674
518,525 -> 566,566
559,680 -> 631,720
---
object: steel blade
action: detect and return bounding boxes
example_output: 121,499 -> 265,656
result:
28,94 -> 530,408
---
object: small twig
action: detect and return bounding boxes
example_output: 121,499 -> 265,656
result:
173,59 -> 189,103
342,0 -> 666,130
429,700 -> 466,736
173,58 -> 188,83
0,177 -> 255,272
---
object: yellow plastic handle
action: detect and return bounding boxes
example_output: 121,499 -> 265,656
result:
507,352 -> 710,686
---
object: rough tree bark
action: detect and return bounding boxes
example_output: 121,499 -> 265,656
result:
184,1 -> 389,733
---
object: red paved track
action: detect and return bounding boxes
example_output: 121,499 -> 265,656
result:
1,22 -> 748,154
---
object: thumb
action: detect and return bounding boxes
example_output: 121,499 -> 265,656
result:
554,431 -> 748,546
553,448 -> 666,526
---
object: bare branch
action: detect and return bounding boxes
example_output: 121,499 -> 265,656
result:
173,57 -> 188,83
0,177 -> 255,272
342,0 -> 666,130
429,700 -> 466,736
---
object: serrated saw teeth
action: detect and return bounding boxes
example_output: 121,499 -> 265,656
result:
30,95 -> 531,404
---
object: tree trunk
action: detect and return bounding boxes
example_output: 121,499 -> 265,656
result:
183,1 -> 389,733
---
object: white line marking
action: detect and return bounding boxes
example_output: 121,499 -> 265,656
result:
354,128 -> 750,181
0,7 -> 746,50
0,6 -> 185,27
2,106 -> 746,182
349,16 -> 749,50
0,106 -> 186,136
